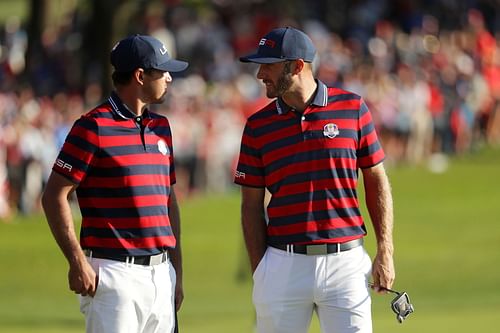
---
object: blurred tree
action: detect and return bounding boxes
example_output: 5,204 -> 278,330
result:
82,0 -> 122,95
25,0 -> 47,79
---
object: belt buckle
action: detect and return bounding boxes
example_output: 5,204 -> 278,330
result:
149,253 -> 164,265
306,244 -> 328,255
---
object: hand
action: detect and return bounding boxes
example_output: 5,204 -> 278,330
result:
371,249 -> 395,294
68,258 -> 97,297
174,278 -> 184,311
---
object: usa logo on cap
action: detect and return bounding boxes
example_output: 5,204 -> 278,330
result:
323,123 -> 339,138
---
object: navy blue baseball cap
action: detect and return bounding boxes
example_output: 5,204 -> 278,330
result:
240,27 -> 316,64
110,34 -> 188,72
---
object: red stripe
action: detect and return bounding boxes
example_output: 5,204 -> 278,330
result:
235,174 -> 265,187
261,139 -> 356,165
237,152 -> 262,168
267,197 -> 359,216
358,149 -> 384,168
79,195 -> 168,209
81,235 -> 176,249
82,216 -> 170,228
72,124 -> 100,145
97,153 -> 171,167
272,179 -> 357,197
266,158 -> 357,185
267,216 -> 364,236
99,134 -> 172,148
82,174 -> 170,188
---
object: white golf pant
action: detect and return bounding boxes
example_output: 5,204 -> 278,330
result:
79,256 -> 176,333
253,245 -> 372,333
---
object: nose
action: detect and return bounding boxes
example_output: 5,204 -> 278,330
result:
256,65 -> 266,80
165,72 -> 172,82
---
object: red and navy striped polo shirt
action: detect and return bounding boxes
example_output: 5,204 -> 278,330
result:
234,80 -> 385,245
52,92 -> 177,256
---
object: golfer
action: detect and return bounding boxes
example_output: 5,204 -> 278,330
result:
235,26 -> 395,333
42,34 -> 188,333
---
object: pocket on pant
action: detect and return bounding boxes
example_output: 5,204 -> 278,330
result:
252,249 -> 268,281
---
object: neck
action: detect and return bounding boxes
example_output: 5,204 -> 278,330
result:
282,75 -> 317,113
115,88 -> 146,116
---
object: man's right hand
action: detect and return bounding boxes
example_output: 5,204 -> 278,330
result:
68,257 -> 97,297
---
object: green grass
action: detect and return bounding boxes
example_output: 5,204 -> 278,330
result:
1,147 -> 500,332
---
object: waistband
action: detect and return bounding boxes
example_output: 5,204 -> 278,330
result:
84,249 -> 169,266
268,238 -> 363,255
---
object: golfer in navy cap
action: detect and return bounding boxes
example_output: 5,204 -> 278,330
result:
235,27 -> 395,333
42,34 -> 188,333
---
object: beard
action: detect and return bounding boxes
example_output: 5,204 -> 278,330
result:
265,62 -> 293,98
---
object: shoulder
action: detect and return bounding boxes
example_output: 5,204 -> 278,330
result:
247,100 -> 278,122
81,101 -> 114,121
326,87 -> 362,102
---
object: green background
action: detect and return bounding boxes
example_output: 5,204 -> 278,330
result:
1,147 -> 500,333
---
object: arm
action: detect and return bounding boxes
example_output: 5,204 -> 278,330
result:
241,186 -> 267,273
41,172 -> 97,296
168,186 -> 183,311
362,163 -> 395,293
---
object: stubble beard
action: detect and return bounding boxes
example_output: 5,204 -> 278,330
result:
265,62 -> 293,99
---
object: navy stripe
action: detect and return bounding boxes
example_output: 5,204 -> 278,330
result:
248,107 -> 277,121
306,129 -> 358,140
269,168 -> 358,193
97,125 -> 172,136
266,148 -> 356,175
268,225 -> 366,244
96,144 -> 164,156
82,247 -> 171,257
328,93 -> 360,103
306,109 -> 359,120
65,134 -> 98,153
269,206 -> 362,227
81,225 -> 173,239
240,143 -> 261,158
57,151 -> 92,174
87,164 -> 171,177
358,141 -> 382,158
260,133 -> 302,155
75,117 -> 99,133
236,163 -> 264,177
80,205 -> 168,218
77,185 -> 169,198
253,117 -> 298,137
268,189 -> 357,208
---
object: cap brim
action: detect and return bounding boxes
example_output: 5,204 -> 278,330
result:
239,54 -> 286,64
155,59 -> 189,72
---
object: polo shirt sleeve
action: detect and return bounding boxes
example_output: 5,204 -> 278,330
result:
164,119 -> 176,185
357,99 -> 385,169
52,116 -> 99,184
234,121 -> 265,188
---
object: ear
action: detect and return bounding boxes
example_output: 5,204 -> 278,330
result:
135,68 -> 145,84
293,59 -> 305,74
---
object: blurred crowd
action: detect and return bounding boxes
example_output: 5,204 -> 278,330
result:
1,0 -> 500,220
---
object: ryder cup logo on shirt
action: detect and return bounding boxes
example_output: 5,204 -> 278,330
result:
157,139 -> 169,155
323,123 -> 340,138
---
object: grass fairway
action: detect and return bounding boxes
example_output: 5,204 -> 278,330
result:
1,147 -> 499,333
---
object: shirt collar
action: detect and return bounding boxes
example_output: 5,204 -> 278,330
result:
108,91 -> 150,120
275,79 -> 328,115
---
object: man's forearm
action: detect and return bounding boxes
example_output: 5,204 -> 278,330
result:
241,204 -> 267,272
168,190 -> 182,278
363,165 -> 394,251
42,186 -> 85,266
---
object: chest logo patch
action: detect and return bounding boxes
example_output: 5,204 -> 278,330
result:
323,123 -> 340,138
157,139 -> 169,155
